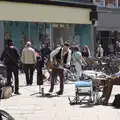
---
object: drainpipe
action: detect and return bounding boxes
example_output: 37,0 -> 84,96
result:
28,22 -> 31,41
0,21 -> 4,56
50,24 -> 53,50
90,5 -> 98,57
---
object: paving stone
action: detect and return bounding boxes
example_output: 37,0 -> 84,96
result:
1,73 -> 120,120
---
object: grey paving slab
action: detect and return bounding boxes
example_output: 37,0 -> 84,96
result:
1,73 -> 120,120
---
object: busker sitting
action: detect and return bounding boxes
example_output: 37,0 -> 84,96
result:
101,72 -> 120,105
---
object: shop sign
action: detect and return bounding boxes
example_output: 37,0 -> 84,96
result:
52,24 -> 72,28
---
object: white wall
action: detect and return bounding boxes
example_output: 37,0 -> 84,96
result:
0,1 -> 91,24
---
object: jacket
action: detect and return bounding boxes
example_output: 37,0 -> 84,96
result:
21,47 -> 36,64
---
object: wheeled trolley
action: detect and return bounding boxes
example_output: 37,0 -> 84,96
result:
68,79 -> 99,105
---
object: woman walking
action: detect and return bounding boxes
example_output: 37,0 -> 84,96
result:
72,45 -> 87,80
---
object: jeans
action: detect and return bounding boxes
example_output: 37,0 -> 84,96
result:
37,67 -> 43,85
74,62 -> 82,80
6,65 -> 19,92
49,68 -> 64,92
23,64 -> 35,85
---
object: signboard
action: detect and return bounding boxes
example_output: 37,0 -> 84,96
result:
94,0 -> 105,7
94,0 -> 118,8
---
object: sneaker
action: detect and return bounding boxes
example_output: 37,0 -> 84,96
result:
14,91 -> 21,95
49,88 -> 53,93
56,90 -> 63,95
102,99 -> 108,105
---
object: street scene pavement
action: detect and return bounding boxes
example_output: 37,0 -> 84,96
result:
1,71 -> 120,120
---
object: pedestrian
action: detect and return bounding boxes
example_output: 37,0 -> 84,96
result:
116,42 -> 120,56
40,43 -> 51,66
107,44 -> 114,56
36,52 -> 43,86
96,44 -> 104,58
72,45 -> 87,80
0,39 -> 20,95
82,45 -> 91,58
48,42 -> 71,95
40,43 -> 51,78
21,41 -> 36,86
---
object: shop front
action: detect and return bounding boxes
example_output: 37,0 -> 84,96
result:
96,8 -> 120,56
0,0 -> 97,56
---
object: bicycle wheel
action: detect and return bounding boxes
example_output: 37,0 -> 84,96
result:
0,109 -> 15,120
64,68 -> 76,81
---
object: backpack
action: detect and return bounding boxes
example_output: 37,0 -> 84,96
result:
112,94 -> 120,108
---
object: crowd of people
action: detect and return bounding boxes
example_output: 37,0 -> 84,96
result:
1,39 -> 120,105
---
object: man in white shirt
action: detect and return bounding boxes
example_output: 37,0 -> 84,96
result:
49,42 -> 71,95
21,41 -> 36,85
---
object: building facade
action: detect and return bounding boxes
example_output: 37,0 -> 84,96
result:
0,0 -> 97,56
93,0 -> 120,56
55,0 -> 120,56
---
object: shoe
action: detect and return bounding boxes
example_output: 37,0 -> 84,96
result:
42,75 -> 46,79
14,91 -> 21,95
56,90 -> 63,95
102,99 -> 108,105
49,88 -> 53,93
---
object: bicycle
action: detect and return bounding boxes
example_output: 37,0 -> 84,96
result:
0,109 -> 15,120
64,65 -> 77,82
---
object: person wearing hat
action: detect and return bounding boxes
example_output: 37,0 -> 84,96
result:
21,41 -> 36,85
0,39 -> 20,95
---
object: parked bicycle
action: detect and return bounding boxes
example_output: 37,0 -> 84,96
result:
0,109 -> 15,120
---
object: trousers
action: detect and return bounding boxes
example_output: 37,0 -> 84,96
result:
6,65 -> 19,92
23,64 -> 35,85
49,68 -> 64,92
102,77 -> 120,102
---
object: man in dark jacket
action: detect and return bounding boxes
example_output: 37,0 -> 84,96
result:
40,43 -> 51,79
0,39 -> 20,95
40,43 -> 51,67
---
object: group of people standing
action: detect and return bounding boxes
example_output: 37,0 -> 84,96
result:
0,39 -> 37,95
0,38 -> 92,95
96,41 -> 120,58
